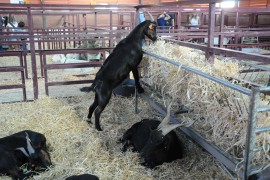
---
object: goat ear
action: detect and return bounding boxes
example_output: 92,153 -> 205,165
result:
148,126 -> 154,132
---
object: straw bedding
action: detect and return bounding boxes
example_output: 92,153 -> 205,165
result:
0,93 -> 230,179
141,40 -> 270,171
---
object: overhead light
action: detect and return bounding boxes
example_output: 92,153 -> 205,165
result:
217,1 -> 235,8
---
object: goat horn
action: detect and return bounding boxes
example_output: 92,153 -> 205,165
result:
145,10 -> 154,21
159,120 -> 194,136
157,101 -> 173,130
25,132 -> 35,155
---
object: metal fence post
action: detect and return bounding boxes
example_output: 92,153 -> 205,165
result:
243,87 -> 260,179
27,6 -> 39,99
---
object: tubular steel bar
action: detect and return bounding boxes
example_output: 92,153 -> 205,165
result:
19,52 -> 27,101
243,87 -> 260,179
46,80 -> 94,86
140,93 -> 242,178
211,47 -> 270,64
257,106 -> 270,112
143,51 -> 252,95
135,0 -> 231,8
257,86 -> 270,92
164,39 -> 208,51
255,127 -> 270,134
0,84 -> 25,89
27,7 -> 39,100
219,10 -> 225,48
44,62 -> 102,69
206,3 -> 215,62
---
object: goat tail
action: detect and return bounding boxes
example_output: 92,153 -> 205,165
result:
80,84 -> 95,92
80,80 -> 102,92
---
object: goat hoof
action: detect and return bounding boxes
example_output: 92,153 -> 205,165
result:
86,118 -> 92,124
96,126 -> 103,131
87,114 -> 92,119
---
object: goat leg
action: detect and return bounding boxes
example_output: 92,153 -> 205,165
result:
87,93 -> 99,123
132,68 -> 144,93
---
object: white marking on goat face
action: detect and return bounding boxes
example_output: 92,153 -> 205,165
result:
25,132 -> 35,155
16,147 -> 30,157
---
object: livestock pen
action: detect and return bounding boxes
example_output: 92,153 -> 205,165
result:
0,2 -> 270,180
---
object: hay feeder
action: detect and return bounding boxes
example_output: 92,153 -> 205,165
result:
139,40 -> 270,179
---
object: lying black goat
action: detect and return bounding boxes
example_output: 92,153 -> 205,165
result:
0,130 -> 52,179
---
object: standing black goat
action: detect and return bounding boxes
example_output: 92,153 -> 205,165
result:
0,130 -> 52,179
80,20 -> 157,131
120,103 -> 193,168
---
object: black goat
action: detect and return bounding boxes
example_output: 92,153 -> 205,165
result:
66,174 -> 99,180
120,103 -> 192,168
248,166 -> 270,180
80,20 -> 157,131
0,144 -> 33,180
0,130 -> 52,179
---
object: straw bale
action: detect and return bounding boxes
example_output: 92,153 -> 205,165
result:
141,40 -> 270,170
0,94 -> 229,179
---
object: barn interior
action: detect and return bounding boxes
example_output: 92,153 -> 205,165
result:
0,0 -> 270,179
